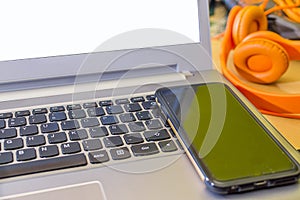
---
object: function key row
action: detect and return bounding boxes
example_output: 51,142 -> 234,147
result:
0,101 -> 158,126
0,95 -> 157,119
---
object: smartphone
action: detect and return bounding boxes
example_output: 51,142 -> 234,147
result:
155,82 -> 300,194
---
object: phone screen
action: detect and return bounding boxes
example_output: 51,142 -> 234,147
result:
157,83 -> 297,183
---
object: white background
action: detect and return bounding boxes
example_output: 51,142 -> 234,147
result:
0,0 -> 199,61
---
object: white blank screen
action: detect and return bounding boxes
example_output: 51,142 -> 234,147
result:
0,0 -> 199,61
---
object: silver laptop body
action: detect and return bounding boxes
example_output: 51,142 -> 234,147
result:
0,1 -> 300,199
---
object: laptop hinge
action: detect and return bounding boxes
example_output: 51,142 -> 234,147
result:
0,64 -> 181,92
0,71 -> 190,103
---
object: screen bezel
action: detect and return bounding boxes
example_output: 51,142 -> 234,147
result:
156,82 -> 300,194
0,0 -> 211,90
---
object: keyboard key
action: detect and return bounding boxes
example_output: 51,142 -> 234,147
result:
82,139 -> 102,151
142,101 -> 158,110
68,110 -> 86,119
16,148 -> 37,161
106,105 -> 124,114
39,145 -> 59,158
4,138 -> 24,150
83,102 -> 97,108
110,147 -> 131,160
151,108 -> 163,118
152,109 -> 170,127
26,135 -> 46,147
89,150 -> 109,164
48,132 -> 67,144
32,108 -> 48,115
61,142 -> 81,154
87,107 -> 105,117
119,113 -> 136,123
49,112 -> 67,121
145,119 -> 163,129
115,98 -> 130,105
41,122 -> 59,133
89,127 -> 109,138
0,152 -> 13,164
0,119 -> 5,129
124,133 -> 144,144
146,95 -> 155,101
128,122 -> 145,132
20,125 -> 39,136
67,104 -> 81,110
81,118 -> 100,128
136,111 -> 152,120
124,103 -> 142,112
100,115 -> 119,125
0,112 -> 13,119
15,110 -> 30,117
8,117 -> 27,127
99,100 -> 113,107
0,128 -> 17,139
50,106 -> 65,112
109,124 -> 128,135
103,136 -> 123,148
61,120 -> 80,130
0,154 -> 87,179
131,143 -> 159,156
69,129 -> 88,140
158,140 -> 178,152
144,129 -> 170,141
29,114 -> 47,124
130,96 -> 145,103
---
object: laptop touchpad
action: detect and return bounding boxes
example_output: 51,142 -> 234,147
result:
1,181 -> 106,200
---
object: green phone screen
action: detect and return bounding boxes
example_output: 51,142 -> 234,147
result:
161,83 -> 296,182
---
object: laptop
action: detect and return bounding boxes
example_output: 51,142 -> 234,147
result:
0,0 -> 299,199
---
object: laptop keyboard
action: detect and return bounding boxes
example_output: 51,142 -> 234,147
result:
0,94 -> 182,179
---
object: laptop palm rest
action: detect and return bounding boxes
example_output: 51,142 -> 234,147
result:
0,181 -> 106,200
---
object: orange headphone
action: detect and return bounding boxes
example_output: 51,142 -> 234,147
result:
220,1 -> 300,119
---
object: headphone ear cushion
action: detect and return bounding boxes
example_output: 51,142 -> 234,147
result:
233,38 -> 289,84
232,6 -> 267,45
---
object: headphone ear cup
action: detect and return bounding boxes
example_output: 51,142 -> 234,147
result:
233,38 -> 290,84
232,6 -> 268,45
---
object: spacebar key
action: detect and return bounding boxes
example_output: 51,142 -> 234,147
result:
0,154 -> 87,179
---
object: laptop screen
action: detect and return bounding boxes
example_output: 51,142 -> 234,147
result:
0,0 -> 211,87
0,0 -> 200,62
